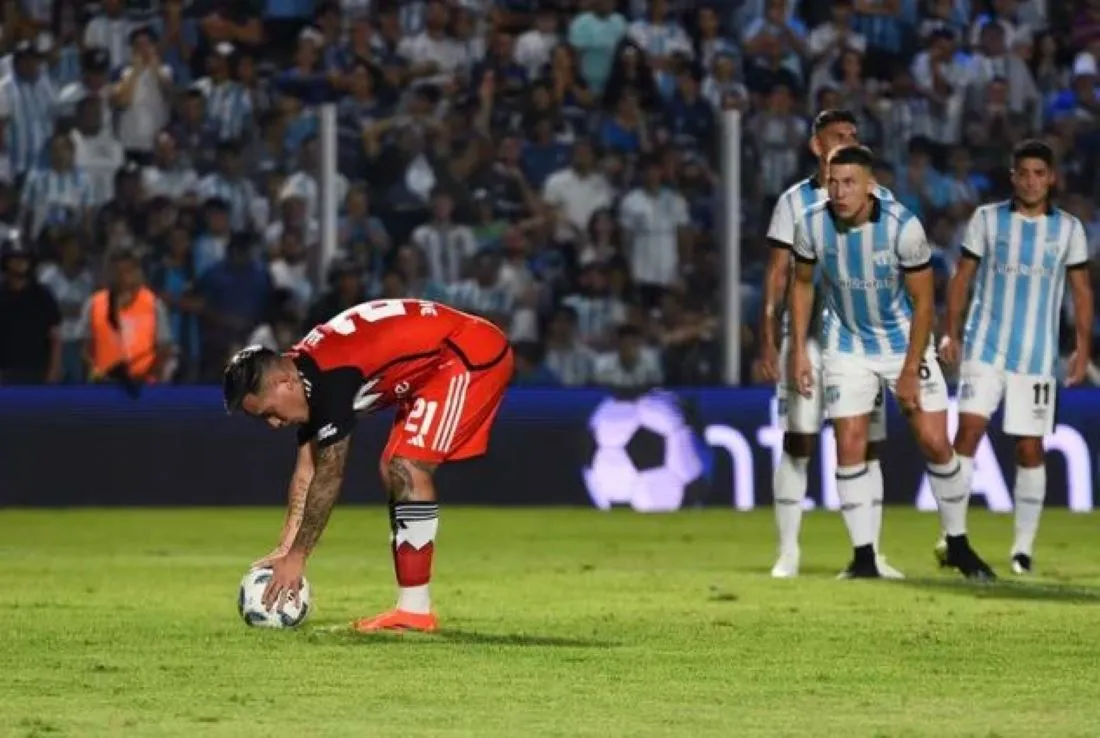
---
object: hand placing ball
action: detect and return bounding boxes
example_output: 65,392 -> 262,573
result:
238,567 -> 312,628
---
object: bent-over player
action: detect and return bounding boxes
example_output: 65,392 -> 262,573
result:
223,299 -> 514,632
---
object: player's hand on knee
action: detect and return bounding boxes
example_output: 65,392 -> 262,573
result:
757,345 -> 780,383
896,369 -> 921,414
788,351 -> 814,398
938,335 -> 960,367
1065,351 -> 1088,387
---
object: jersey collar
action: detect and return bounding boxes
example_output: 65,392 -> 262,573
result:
826,195 -> 882,228
1009,198 -> 1055,216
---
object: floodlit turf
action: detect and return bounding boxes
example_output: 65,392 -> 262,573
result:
3,508 -> 1100,738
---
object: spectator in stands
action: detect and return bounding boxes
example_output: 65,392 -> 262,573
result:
247,288 -> 301,352
0,0 -> 1096,389
306,256 -> 366,329
198,140 -> 257,233
542,138 -> 613,244
112,26 -> 174,164
38,231 -> 94,383
55,48 -> 113,133
83,0 -> 132,72
142,129 -> 199,203
196,232 -> 270,379
567,0 -> 627,95
412,187 -> 477,286
149,223 -> 201,382
79,247 -> 174,387
20,131 -> 93,243
0,41 -> 55,180
0,239 -> 60,384
543,305 -> 597,386
511,340 -> 560,386
617,156 -> 691,309
71,95 -> 125,208
594,323 -> 663,389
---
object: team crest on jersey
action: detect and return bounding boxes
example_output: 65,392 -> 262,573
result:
394,381 -> 410,397
825,385 -> 840,404
873,251 -> 894,267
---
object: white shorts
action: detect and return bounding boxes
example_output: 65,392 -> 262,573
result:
778,337 -> 887,441
958,359 -> 1056,437
824,345 -> 949,420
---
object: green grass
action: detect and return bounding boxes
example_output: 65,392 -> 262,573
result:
3,507 -> 1100,738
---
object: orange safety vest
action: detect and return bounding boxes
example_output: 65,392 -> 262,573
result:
88,286 -> 160,382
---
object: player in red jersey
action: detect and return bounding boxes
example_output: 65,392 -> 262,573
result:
222,298 -> 514,633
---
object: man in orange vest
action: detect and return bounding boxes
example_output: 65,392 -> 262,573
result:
78,248 -> 175,390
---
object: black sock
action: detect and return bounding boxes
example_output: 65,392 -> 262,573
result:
853,543 -> 876,566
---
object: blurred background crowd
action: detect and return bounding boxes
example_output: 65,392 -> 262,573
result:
0,0 -> 1099,391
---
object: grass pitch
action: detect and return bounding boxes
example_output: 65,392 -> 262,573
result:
3,507 -> 1100,738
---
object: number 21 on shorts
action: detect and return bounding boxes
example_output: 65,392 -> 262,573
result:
404,398 -> 439,448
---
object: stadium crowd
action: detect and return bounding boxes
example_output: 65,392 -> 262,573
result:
0,0 -> 1098,390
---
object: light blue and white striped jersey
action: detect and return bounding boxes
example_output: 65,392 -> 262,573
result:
961,201 -> 1089,376
767,175 -> 895,338
20,166 -> 94,237
197,173 -> 256,233
792,197 -> 931,356
0,73 -> 56,176
204,80 -> 254,143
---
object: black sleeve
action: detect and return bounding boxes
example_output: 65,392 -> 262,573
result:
294,358 -> 366,449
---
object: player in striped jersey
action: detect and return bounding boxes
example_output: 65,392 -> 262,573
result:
789,145 -> 995,579
757,109 -> 899,579
938,140 -> 1093,575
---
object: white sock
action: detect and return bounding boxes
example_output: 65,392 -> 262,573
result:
867,459 -> 884,553
397,585 -> 431,614
773,452 -> 809,555
928,454 -> 968,537
836,464 -> 875,548
1013,465 -> 1047,557
938,455 -> 974,543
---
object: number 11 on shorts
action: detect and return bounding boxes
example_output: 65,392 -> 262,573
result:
404,399 -> 439,448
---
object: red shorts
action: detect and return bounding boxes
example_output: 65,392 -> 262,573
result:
382,345 -> 513,465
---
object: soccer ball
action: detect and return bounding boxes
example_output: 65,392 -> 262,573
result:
582,390 -> 705,512
237,567 -> 312,628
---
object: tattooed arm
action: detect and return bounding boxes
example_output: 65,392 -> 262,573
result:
287,436 -> 352,557
252,444 -> 315,567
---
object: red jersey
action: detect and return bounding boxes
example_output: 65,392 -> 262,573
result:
290,299 -> 510,448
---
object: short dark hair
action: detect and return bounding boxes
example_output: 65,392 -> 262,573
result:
1012,139 -> 1055,169
828,145 -> 874,170
223,346 -> 281,412
812,109 -> 858,136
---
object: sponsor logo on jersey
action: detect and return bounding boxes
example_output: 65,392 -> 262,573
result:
352,378 -> 383,412
318,424 -> 337,441
394,381 -> 410,397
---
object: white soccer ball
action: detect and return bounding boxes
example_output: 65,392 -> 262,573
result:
583,390 -> 705,512
237,567 -> 312,628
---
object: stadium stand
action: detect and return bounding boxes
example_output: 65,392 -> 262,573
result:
0,0 -> 1098,389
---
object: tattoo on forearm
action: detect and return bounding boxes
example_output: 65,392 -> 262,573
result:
290,438 -> 350,554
